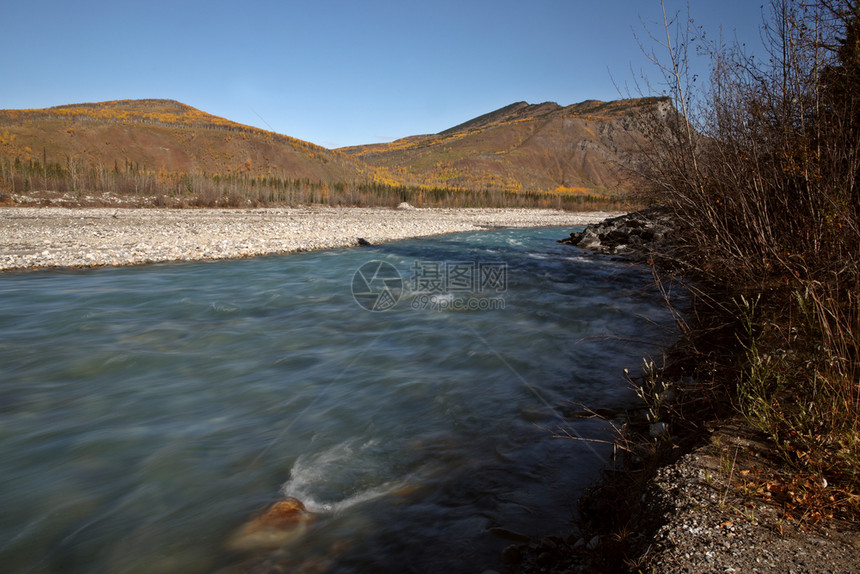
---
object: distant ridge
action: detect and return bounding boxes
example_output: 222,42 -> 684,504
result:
0,99 -> 366,182
439,102 -> 534,135
341,97 -> 668,194
0,97 -> 668,196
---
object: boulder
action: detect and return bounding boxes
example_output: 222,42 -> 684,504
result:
559,208 -> 675,259
225,497 -> 315,552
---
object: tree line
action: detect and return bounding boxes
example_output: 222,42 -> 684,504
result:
0,154 -> 632,211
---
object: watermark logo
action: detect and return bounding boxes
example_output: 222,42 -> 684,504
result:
351,260 -> 507,311
411,261 -> 507,294
351,260 -> 404,311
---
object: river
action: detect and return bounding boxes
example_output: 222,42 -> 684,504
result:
0,227 -> 677,573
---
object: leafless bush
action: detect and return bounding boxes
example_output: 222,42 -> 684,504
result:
640,1 -> 859,285
637,0 -> 860,503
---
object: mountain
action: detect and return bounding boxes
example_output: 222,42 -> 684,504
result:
339,97 -> 668,194
0,97 -> 666,202
0,99 -> 367,183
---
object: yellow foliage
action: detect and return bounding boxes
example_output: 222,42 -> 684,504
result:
553,185 -> 593,195
0,99 -> 329,157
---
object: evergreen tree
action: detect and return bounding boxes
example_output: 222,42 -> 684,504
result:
821,1 -> 860,208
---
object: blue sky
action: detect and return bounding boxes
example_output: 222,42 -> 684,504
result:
2,1 -> 765,148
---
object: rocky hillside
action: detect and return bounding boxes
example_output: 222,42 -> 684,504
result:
0,99 -> 367,183
0,97 -> 667,201
340,97 -> 668,194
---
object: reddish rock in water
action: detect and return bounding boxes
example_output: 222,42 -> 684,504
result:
226,497 -> 315,552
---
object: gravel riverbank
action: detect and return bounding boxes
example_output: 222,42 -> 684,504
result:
544,210 -> 860,573
0,206 -> 619,271
639,427 -> 860,574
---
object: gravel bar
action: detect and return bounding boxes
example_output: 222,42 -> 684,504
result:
0,206 -> 619,271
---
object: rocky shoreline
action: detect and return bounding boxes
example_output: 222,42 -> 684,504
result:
558,207 -> 675,259
0,205 -> 619,271
544,211 -> 860,573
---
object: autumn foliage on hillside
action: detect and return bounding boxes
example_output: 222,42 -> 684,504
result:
0,99 -> 320,151
0,98 -> 646,210
0,155 -> 632,210
341,97 -> 667,194
0,99 -> 374,185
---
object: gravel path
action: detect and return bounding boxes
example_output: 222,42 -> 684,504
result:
0,206 -> 618,271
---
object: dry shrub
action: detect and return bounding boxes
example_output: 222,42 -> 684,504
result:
638,0 -> 860,514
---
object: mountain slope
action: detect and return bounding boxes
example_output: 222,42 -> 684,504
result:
0,97 -> 665,200
0,99 -> 367,183
340,97 -> 668,194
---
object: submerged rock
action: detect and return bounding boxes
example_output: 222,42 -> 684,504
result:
489,526 -> 532,543
225,497 -> 315,552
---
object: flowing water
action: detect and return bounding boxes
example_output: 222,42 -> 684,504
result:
0,227 -> 679,573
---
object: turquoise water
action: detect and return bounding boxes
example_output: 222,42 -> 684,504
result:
0,227 -> 677,573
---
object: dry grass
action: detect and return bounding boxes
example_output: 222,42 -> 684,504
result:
635,0 -> 860,521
